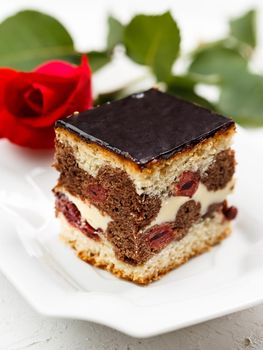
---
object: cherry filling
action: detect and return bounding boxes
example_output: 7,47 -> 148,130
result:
222,201 -> 238,220
56,192 -> 101,241
145,200 -> 237,253
145,224 -> 180,251
171,171 -> 200,197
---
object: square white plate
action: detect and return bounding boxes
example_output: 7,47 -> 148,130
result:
0,127 -> 263,338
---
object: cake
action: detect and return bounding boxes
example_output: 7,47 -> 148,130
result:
53,88 -> 237,284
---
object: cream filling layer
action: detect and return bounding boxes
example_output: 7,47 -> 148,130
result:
148,179 -> 235,228
60,189 -> 112,231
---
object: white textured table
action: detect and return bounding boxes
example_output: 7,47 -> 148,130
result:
1,0 -> 263,348
0,271 -> 263,350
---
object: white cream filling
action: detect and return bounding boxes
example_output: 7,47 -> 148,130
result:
59,179 -> 234,233
61,190 -> 112,231
148,179 -> 235,228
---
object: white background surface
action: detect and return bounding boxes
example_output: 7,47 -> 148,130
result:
0,0 -> 263,349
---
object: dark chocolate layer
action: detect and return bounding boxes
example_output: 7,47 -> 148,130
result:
56,89 -> 234,166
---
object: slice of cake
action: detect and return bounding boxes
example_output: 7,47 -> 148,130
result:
53,88 -> 237,284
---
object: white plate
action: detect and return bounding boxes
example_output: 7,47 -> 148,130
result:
0,127 -> 263,338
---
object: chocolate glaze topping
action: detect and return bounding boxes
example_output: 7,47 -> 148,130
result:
56,89 -> 234,166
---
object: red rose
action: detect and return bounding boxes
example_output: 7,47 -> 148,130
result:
0,55 -> 92,148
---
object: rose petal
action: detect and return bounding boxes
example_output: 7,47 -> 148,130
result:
24,84 -> 43,114
23,81 -> 75,115
34,59 -> 76,77
5,75 -> 40,117
0,56 -> 92,148
64,55 -> 92,111
19,55 -> 91,128
6,72 -> 77,116
0,109 -> 54,148
0,69 -> 19,106
0,69 -> 19,137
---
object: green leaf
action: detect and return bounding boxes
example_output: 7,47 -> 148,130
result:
230,9 -> 256,49
107,16 -> 124,50
88,51 -> 111,72
167,75 -> 195,89
167,75 -> 214,109
169,87 -> 214,110
42,50 -> 111,72
94,89 -> 123,106
0,10 -> 76,70
124,12 -> 180,82
218,72 -> 263,126
167,73 -> 220,87
189,46 -> 248,83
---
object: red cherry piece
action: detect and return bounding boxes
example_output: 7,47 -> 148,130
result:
56,193 -> 100,240
81,221 -> 102,240
56,193 -> 80,225
223,205 -> 238,220
86,183 -> 107,203
146,224 -> 174,251
172,171 -> 200,197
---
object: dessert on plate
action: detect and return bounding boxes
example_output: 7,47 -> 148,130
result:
53,88 -> 237,284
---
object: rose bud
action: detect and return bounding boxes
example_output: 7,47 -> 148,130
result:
0,55 -> 92,148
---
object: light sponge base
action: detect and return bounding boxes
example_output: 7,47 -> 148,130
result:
59,213 -> 231,285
